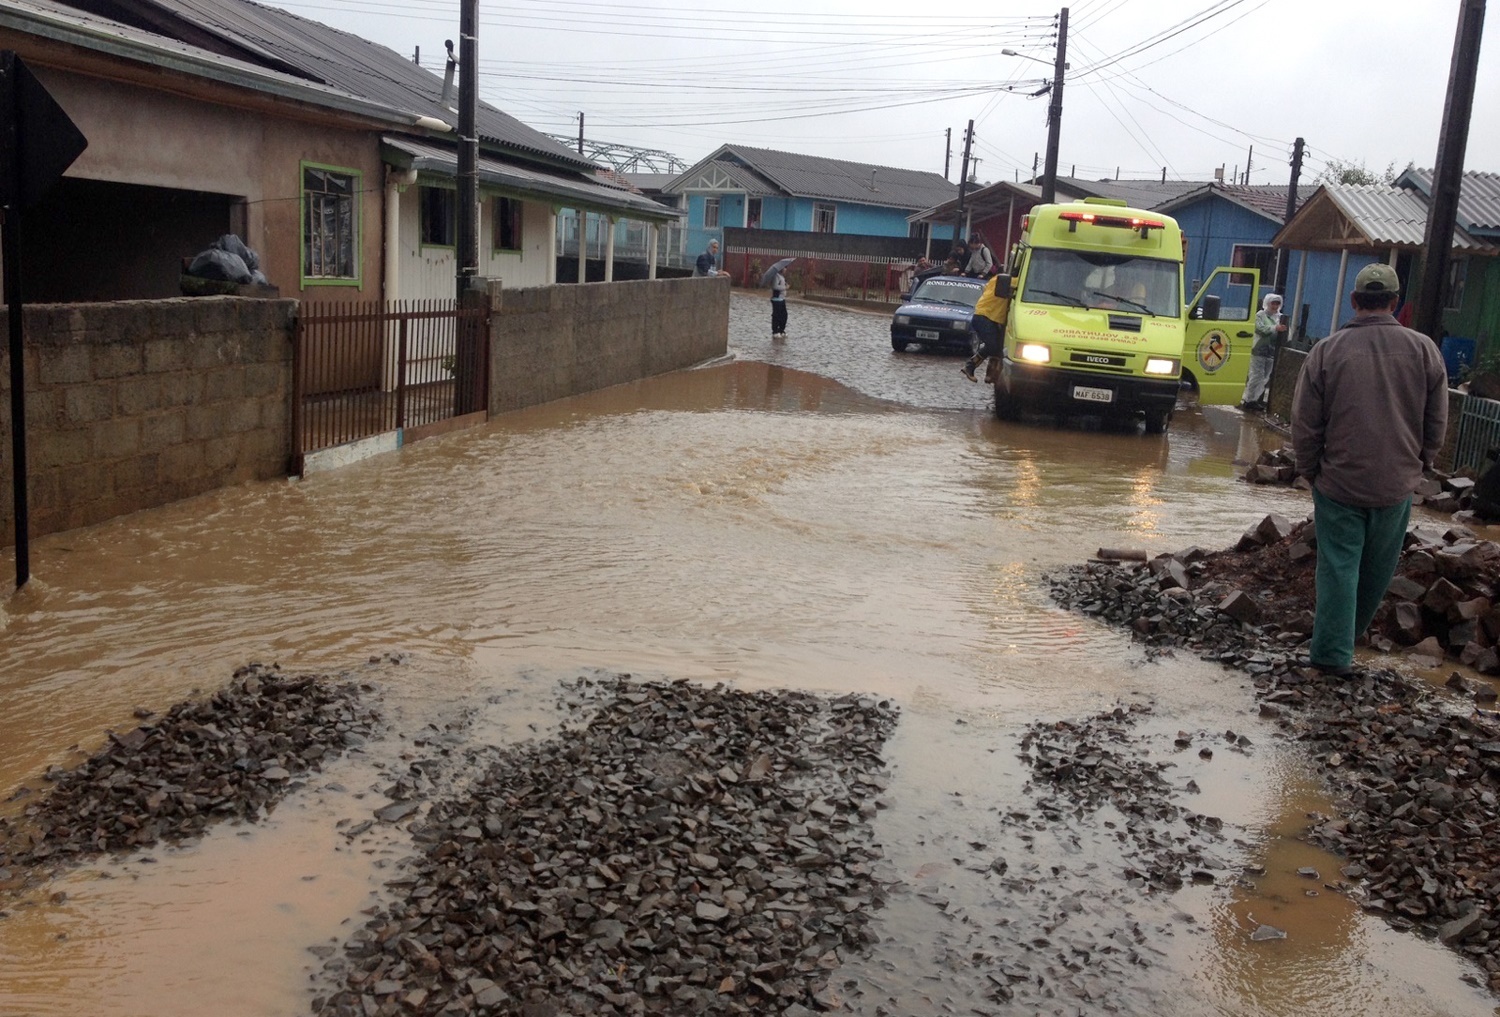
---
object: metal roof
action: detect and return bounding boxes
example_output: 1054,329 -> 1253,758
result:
136,0 -> 596,170
1397,168 -> 1500,233
1153,182 -> 1320,223
382,136 -> 681,223
1274,183 -> 1492,251
669,144 -> 958,210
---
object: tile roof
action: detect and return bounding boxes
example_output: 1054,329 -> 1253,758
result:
1154,182 -> 1320,222
1398,168 -> 1500,233
674,144 -> 958,210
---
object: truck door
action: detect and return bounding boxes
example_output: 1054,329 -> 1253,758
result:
1183,268 -> 1260,406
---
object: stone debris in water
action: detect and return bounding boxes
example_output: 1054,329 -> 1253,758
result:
1049,515 -> 1500,994
310,675 -> 899,1017
0,662 -> 381,890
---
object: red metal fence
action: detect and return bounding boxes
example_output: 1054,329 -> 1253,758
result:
291,300 -> 488,471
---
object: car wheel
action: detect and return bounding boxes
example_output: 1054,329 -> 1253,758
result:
892,337 -> 909,352
1143,409 -> 1172,435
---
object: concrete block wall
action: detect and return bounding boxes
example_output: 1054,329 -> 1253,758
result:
489,277 -> 729,415
0,297 -> 296,545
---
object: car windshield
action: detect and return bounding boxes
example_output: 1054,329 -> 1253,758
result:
911,277 -> 983,309
1021,250 -> 1180,317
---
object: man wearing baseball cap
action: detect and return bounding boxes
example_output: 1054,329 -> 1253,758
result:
1291,262 -> 1448,677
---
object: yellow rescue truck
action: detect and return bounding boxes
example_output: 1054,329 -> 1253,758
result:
993,198 -> 1258,432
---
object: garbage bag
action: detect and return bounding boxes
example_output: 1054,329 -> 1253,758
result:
214,233 -> 260,273
187,247 -> 252,283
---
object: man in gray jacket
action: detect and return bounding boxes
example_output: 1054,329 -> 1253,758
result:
1291,263 -> 1448,676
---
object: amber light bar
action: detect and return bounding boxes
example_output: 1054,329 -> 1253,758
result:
1057,211 -> 1165,230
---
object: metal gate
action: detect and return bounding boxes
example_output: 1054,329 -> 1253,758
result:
1453,393 -> 1500,474
291,300 -> 489,472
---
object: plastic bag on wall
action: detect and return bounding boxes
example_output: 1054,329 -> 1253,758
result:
185,234 -> 269,285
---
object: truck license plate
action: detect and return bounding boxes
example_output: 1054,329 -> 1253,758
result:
916,329 -> 940,340
1072,385 -> 1114,403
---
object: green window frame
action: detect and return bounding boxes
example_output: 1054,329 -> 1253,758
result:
301,162 -> 361,286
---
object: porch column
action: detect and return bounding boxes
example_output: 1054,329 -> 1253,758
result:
547,210 -> 558,284
1291,250 -> 1308,341
1330,249 -> 1349,336
604,215 -> 616,282
1004,194 -> 1016,260
648,223 -> 658,280
577,210 -> 587,284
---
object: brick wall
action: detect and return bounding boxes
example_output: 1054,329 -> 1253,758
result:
488,277 -> 729,415
0,297 -> 295,545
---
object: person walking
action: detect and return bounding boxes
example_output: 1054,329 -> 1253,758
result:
961,273 -> 1010,382
1239,293 -> 1286,411
695,239 -> 726,277
1291,263 -> 1448,677
769,265 -> 789,338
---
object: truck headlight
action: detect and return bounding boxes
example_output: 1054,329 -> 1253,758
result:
1018,343 -> 1051,364
1143,357 -> 1179,376
894,315 -> 911,325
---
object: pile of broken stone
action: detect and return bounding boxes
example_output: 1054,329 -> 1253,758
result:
1053,522 -> 1500,993
1244,447 -> 1483,518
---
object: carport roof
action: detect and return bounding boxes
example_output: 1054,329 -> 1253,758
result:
382,136 -> 682,223
1273,184 -> 1494,252
1396,168 -> 1500,234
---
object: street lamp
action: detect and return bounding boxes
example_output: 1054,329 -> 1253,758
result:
1001,48 -> 1069,70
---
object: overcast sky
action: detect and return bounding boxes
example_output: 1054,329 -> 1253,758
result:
268,0 -> 1496,187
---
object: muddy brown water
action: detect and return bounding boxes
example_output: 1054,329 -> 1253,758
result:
1,293 -> 1494,1016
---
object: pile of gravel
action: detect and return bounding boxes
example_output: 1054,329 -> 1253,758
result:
312,676 -> 899,1017
0,662 -> 380,889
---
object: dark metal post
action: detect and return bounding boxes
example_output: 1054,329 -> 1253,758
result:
1414,0 -> 1485,343
2,53 -> 28,587
577,112 -> 584,156
1274,137 -> 1304,294
944,127 -> 952,180
954,120 -> 973,249
1040,7 -> 1068,204
456,0 -> 479,304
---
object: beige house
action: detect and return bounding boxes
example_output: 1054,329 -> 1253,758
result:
0,0 -> 679,304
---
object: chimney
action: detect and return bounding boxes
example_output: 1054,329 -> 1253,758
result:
870,169 -> 878,191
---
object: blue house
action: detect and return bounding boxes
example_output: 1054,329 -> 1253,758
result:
661,144 -> 960,263
1153,182 -> 1343,335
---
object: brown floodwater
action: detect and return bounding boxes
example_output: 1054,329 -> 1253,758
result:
1,323 -> 1495,1015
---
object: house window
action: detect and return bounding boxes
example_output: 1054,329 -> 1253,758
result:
747,197 -> 762,228
813,203 -> 836,233
495,197 -> 523,251
302,164 -> 360,281
703,196 -> 721,229
1230,244 -> 1275,282
909,221 -> 929,241
1446,257 -> 1468,312
420,186 -> 456,246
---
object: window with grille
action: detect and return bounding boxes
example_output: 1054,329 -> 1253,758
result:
813,203 -> 836,233
302,165 -> 360,281
703,196 -> 721,229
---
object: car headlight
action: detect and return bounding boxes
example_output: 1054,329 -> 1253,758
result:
894,315 -> 911,325
1018,343 -> 1051,364
1143,357 -> 1179,376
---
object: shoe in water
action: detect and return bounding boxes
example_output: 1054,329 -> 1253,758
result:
961,364 -> 978,382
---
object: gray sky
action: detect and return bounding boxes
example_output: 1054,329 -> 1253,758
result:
269,0 -> 1497,187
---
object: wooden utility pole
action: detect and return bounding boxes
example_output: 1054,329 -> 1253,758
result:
577,112 -> 584,156
1414,0 -> 1486,343
1273,137 -> 1304,293
954,120 -> 974,247
455,0 -> 478,303
1040,7 -> 1068,203
944,127 -> 952,180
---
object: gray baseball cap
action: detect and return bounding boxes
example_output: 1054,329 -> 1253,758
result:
1353,263 -> 1400,295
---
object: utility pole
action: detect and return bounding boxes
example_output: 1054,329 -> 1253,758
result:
1242,144 -> 1253,184
577,112 -> 584,156
944,127 -> 952,180
954,120 -> 974,247
455,0 -> 478,304
1414,0 -> 1486,343
1274,137 -> 1304,293
1040,6 -> 1068,203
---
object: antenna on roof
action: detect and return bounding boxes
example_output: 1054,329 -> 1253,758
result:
441,39 -> 456,110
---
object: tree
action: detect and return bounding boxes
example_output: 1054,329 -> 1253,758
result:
1315,158 -> 1409,186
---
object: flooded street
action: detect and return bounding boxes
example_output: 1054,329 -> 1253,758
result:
2,292 -> 1495,1016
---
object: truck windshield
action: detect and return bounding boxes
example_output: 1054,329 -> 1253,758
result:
1022,250 -> 1180,318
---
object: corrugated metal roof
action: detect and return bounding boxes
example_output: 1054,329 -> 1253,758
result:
1399,168 -> 1500,233
1054,176 -> 1206,208
382,136 -> 681,223
142,0 -> 594,170
688,144 -> 958,210
1278,184 -> 1491,251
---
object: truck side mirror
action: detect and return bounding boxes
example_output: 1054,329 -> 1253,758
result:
1195,294 -> 1222,319
994,273 -> 1012,298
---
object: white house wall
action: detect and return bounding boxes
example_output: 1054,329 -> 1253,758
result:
394,185 -> 555,302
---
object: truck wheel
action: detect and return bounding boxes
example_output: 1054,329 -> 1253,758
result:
892,337 -> 909,352
1144,409 -> 1172,435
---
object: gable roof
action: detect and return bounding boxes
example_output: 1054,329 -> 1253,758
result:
1154,182 -> 1320,223
666,143 -> 959,211
37,0 -> 595,171
1395,168 -> 1500,234
1273,183 -> 1493,252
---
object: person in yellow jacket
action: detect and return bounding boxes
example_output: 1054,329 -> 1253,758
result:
960,273 -> 1010,383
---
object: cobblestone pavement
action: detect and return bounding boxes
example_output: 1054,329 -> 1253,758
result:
728,293 -> 993,414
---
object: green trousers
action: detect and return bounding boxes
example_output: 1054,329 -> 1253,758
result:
1309,488 -> 1411,670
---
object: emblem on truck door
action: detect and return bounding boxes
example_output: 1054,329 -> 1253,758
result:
1196,330 -> 1229,373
